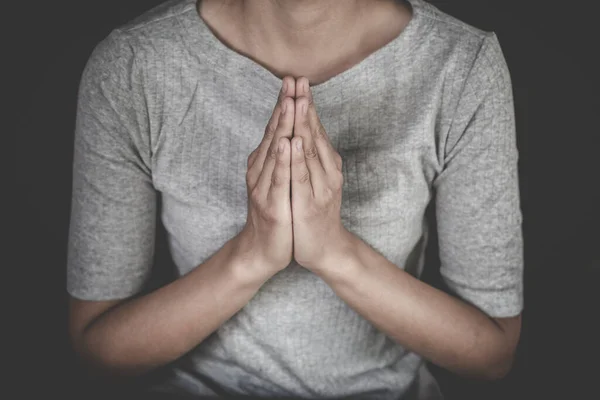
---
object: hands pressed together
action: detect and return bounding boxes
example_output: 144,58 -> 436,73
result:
234,76 -> 355,276
230,78 -> 522,381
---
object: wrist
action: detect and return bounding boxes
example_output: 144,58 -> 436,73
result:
313,228 -> 358,277
227,235 -> 274,287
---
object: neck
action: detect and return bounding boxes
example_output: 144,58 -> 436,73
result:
199,0 -> 408,84
240,0 -> 365,53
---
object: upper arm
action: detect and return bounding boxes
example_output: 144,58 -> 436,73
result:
66,29 -> 156,335
433,32 -> 524,320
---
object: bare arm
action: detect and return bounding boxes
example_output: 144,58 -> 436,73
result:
69,76 -> 298,379
69,235 -> 272,377
313,233 -> 521,380
289,68 -> 523,380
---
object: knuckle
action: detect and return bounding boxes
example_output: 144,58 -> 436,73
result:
260,206 -> 279,224
301,116 -> 311,130
271,174 -> 280,186
304,146 -> 318,159
298,171 -> 310,184
265,122 -> 277,139
319,125 -> 327,138
319,126 -> 328,142
311,126 -> 323,140
267,145 -> 279,160
271,172 -> 284,186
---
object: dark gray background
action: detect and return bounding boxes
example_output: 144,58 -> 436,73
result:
9,0 -> 599,399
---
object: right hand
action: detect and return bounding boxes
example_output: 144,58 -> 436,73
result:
233,76 -> 296,276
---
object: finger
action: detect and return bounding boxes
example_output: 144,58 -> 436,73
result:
251,77 -> 294,170
282,75 -> 297,99
290,136 -> 313,202
268,137 -> 291,202
297,77 -> 339,175
256,96 -> 295,195
294,95 -> 327,196
307,105 -> 338,176
295,76 -> 311,99
247,84 -> 295,189
250,76 -> 296,172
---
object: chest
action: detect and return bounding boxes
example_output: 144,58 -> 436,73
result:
151,79 -> 439,272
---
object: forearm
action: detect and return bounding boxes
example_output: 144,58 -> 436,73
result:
315,231 -> 516,380
79,236 -> 271,376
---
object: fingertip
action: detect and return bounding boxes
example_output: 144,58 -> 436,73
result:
282,76 -> 296,97
296,77 -> 309,96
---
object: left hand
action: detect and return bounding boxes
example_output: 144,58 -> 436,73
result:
290,77 -> 354,273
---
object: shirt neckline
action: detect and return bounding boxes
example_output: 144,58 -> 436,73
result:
178,0 -> 426,97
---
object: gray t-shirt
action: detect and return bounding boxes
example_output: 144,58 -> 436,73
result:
66,0 -> 524,398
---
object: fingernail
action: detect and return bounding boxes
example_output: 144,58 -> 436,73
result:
278,140 -> 285,152
296,139 -> 303,151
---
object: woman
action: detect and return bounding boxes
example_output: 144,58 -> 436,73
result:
66,0 -> 524,398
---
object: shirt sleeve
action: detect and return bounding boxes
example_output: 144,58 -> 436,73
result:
432,32 -> 524,318
66,29 -> 156,300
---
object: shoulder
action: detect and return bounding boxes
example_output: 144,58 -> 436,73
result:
404,0 -> 512,116
87,0 -> 197,66
411,0 -> 507,75
116,0 -> 195,40
83,0 -> 198,83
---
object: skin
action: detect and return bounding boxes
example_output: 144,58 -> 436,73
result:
70,0 -> 521,383
289,77 -> 521,380
69,77 -> 298,377
199,0 -> 413,84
